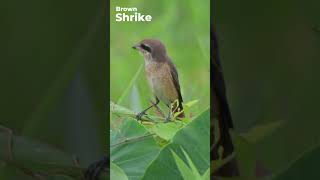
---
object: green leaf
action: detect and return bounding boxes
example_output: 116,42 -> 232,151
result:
232,132 -> 256,178
110,119 -> 160,180
142,109 -> 210,180
184,100 -> 199,108
213,121 -> 283,178
180,147 -> 201,178
149,123 -> 184,141
242,121 -> 284,144
111,162 -> 128,180
272,144 -> 320,180
213,131 -> 256,179
110,101 -> 136,116
202,167 -> 210,180
110,101 -> 164,122
0,130 -> 85,179
170,147 -> 207,180
171,149 -> 196,180
212,151 -> 236,173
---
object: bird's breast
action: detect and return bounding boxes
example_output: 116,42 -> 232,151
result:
144,62 -> 178,106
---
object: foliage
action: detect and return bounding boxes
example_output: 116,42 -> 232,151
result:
0,127 -> 108,179
110,162 -> 128,180
0,0 -> 107,178
213,120 -> 320,180
110,104 -> 210,180
171,147 -> 210,180
272,144 -> 320,180
215,0 -> 320,179
110,117 -> 160,180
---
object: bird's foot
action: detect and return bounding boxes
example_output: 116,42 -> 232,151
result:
85,157 -> 109,180
136,111 -> 147,120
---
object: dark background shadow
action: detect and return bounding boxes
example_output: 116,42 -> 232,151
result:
214,0 -> 320,178
0,0 -> 107,179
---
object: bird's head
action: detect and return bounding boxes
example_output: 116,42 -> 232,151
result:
132,39 -> 167,61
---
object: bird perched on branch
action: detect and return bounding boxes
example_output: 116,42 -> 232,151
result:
133,39 -> 184,121
85,39 -> 185,180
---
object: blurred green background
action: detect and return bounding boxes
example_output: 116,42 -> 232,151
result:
110,0 -> 210,117
0,0 -> 107,179
214,0 -> 320,178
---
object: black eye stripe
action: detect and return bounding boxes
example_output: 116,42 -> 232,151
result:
141,44 -> 152,52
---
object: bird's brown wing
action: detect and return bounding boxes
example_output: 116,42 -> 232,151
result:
168,59 -> 183,104
168,59 -> 184,118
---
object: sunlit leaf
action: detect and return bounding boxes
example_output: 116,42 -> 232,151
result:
171,149 -> 196,180
148,123 -> 184,141
142,109 -> 210,180
111,162 -> 128,180
111,119 -> 160,180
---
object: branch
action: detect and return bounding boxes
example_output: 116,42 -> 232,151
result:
110,101 -> 165,123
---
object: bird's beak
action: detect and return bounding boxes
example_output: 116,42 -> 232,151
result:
132,44 -> 139,50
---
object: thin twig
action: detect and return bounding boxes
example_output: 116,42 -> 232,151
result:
110,101 -> 165,123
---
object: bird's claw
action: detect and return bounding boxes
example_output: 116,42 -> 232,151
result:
136,111 -> 147,120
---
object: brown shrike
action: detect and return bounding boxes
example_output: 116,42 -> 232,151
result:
132,39 -> 184,121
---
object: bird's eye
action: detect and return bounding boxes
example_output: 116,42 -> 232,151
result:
140,44 -> 152,53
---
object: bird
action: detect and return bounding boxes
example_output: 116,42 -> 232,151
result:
132,39 -> 184,121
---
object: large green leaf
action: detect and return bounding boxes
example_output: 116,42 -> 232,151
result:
242,121 -> 284,144
142,109 -> 210,180
110,118 -> 160,180
232,133 -> 256,179
110,101 -> 164,122
171,148 -> 201,180
171,147 -> 210,180
111,162 -> 129,180
213,121 -> 282,178
215,0 -> 320,177
212,132 -> 256,179
0,130 -> 87,179
273,144 -> 320,180
149,123 -> 185,141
